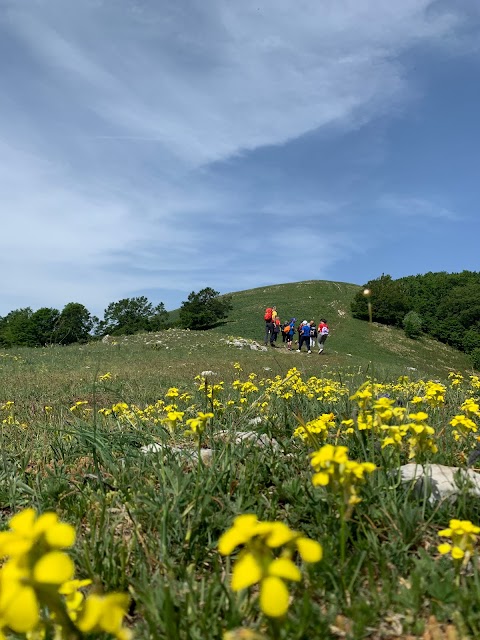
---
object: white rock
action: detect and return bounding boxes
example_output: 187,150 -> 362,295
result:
398,463 -> 480,504
217,430 -> 279,450
140,443 -> 213,465
141,442 -> 162,454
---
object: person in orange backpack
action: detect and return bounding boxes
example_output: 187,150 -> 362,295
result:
264,306 -> 277,347
284,318 -> 296,350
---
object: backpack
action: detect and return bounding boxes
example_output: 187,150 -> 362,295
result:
283,324 -> 290,334
264,307 -> 273,321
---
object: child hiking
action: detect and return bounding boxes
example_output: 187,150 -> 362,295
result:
284,318 -> 296,351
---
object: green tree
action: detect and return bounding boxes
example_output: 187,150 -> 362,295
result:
179,287 -> 233,330
31,307 -> 60,345
403,311 -> 422,339
102,297 -> 167,336
149,302 -> 169,331
0,308 -> 36,347
463,329 -> 480,354
55,303 -> 94,344
351,275 -> 410,326
471,348 -> 480,372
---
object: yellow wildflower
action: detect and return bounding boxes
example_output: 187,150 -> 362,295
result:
310,445 -> 376,505
218,515 -> 322,618
438,519 -> 480,562
77,593 -> 131,640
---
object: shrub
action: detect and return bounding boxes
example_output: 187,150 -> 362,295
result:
471,348 -> 480,371
403,311 -> 422,339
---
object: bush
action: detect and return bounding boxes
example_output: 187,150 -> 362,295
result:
403,311 -> 422,339
471,348 -> 480,371
463,329 -> 480,354
179,287 -> 233,330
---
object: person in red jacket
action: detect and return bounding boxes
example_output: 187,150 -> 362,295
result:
317,319 -> 329,354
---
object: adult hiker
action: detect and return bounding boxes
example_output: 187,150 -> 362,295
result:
309,320 -> 317,350
317,318 -> 329,353
264,306 -> 276,347
296,320 -> 312,353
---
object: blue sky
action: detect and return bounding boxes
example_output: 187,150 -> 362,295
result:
1,0 -> 479,317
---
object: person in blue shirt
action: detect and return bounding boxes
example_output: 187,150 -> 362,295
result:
296,321 -> 312,353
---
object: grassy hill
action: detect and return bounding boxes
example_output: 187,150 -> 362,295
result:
210,279 -> 474,379
0,281 -> 479,639
0,280 -> 473,410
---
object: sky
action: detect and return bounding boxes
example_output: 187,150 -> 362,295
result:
1,0 -> 479,317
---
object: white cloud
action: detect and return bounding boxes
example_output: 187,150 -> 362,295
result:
0,0 -> 475,315
3,0 -> 463,164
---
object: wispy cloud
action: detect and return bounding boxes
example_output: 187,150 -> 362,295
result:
0,0 -> 476,315
378,196 -> 461,221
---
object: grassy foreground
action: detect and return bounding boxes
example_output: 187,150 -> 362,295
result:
0,282 -> 479,639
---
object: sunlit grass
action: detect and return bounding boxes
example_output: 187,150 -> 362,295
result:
0,321 -> 478,639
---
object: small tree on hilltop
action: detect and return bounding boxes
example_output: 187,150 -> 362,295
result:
179,287 -> 233,330
403,310 -> 423,339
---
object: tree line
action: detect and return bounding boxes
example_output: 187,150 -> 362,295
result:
351,271 -> 480,368
0,288 -> 233,348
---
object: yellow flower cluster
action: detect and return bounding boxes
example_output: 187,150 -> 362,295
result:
438,519 -> 480,561
310,444 -> 376,505
293,413 -> 335,446
0,508 -> 130,640
218,515 -> 322,618
405,412 -> 438,459
185,411 -> 214,438
450,414 -> 477,441
0,401 -> 27,429
69,400 -> 91,419
448,372 -> 464,387
422,381 -> 446,407
72,370 -> 480,469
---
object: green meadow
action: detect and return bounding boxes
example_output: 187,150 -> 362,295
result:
0,281 -> 478,640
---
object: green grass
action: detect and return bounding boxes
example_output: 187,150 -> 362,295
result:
212,279 -> 473,378
0,280 -> 478,640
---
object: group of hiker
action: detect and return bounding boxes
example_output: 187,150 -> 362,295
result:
263,306 -> 329,354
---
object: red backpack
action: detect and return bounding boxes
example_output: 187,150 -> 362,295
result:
264,307 -> 273,321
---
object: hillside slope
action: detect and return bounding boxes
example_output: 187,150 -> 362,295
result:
211,280 -> 474,378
